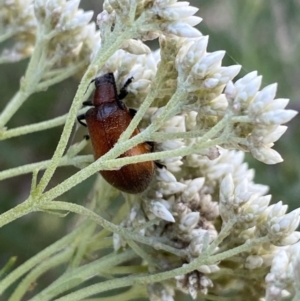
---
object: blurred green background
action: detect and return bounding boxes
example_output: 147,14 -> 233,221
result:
0,0 -> 299,300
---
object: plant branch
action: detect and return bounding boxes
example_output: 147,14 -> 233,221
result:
39,201 -> 186,258
51,237 -> 270,301
0,155 -> 92,181
0,221 -> 89,296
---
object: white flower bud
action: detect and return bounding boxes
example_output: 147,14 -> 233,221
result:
203,78 -> 219,89
113,233 -> 124,250
198,51 -> 225,72
280,232 -> 300,245
266,201 -> 288,219
97,10 -> 111,25
156,0 -> 178,6
149,201 -> 175,222
184,16 -> 202,27
236,71 -> 258,87
159,182 -> 187,195
156,168 -> 177,182
241,75 -> 261,100
182,177 -> 205,202
162,22 -> 202,38
128,79 -> 151,94
122,39 -> 151,55
209,94 -> 228,112
257,109 -> 297,125
65,0 -> 80,15
260,126 -> 287,144
218,65 -> 241,84
198,264 -> 220,274
158,6 -> 199,21
265,98 -> 290,111
225,81 -> 236,100
179,212 -> 200,231
64,11 -> 93,30
220,174 -> 234,204
245,255 -> 264,269
253,83 -> 277,108
250,146 -> 283,164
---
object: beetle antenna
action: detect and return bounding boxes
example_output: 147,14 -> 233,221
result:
118,76 -> 134,100
84,78 -> 96,95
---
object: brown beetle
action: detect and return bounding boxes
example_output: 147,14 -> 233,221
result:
77,73 -> 155,194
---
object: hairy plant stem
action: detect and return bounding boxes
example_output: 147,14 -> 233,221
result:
8,247 -> 74,301
39,201 -> 186,258
0,221 -> 89,295
42,237 -> 269,301
29,249 -> 137,301
0,31 -> 48,128
0,155 -> 92,181
0,30 -> 16,43
0,113 -> 226,229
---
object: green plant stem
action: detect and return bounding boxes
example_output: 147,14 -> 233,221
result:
29,250 -> 136,301
8,247 -> 74,301
204,218 -> 237,256
109,266 -> 147,275
0,257 -> 17,279
0,32 -> 48,128
35,61 -> 87,92
0,30 -> 16,43
231,116 -> 251,123
150,130 -> 207,141
51,237 -> 269,301
0,155 -> 92,181
0,114 -> 68,140
0,91 -> 29,128
39,201 -> 186,258
81,285 -> 148,301
38,133 -> 224,204
0,130 -> 219,182
0,221 -> 89,296
69,222 -> 97,269
132,218 -> 160,231
292,291 -> 300,301
87,237 -> 113,253
0,133 -> 225,229
30,169 -> 38,194
197,293 -> 236,301
124,238 -> 159,268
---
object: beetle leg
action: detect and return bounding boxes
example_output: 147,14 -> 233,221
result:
82,100 -> 93,106
77,114 -> 87,127
129,108 -> 137,117
118,76 -> 134,100
155,161 -> 165,169
146,141 -> 154,151
146,141 -> 166,168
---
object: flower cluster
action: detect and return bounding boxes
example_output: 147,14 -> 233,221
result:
33,0 -> 96,68
0,0 -> 98,73
225,73 -> 297,164
102,0 -> 202,40
0,0 -> 36,62
265,242 -> 300,301
103,1 -> 298,301
1,1 -> 298,301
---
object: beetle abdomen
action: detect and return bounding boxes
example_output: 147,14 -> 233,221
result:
85,104 -> 155,194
